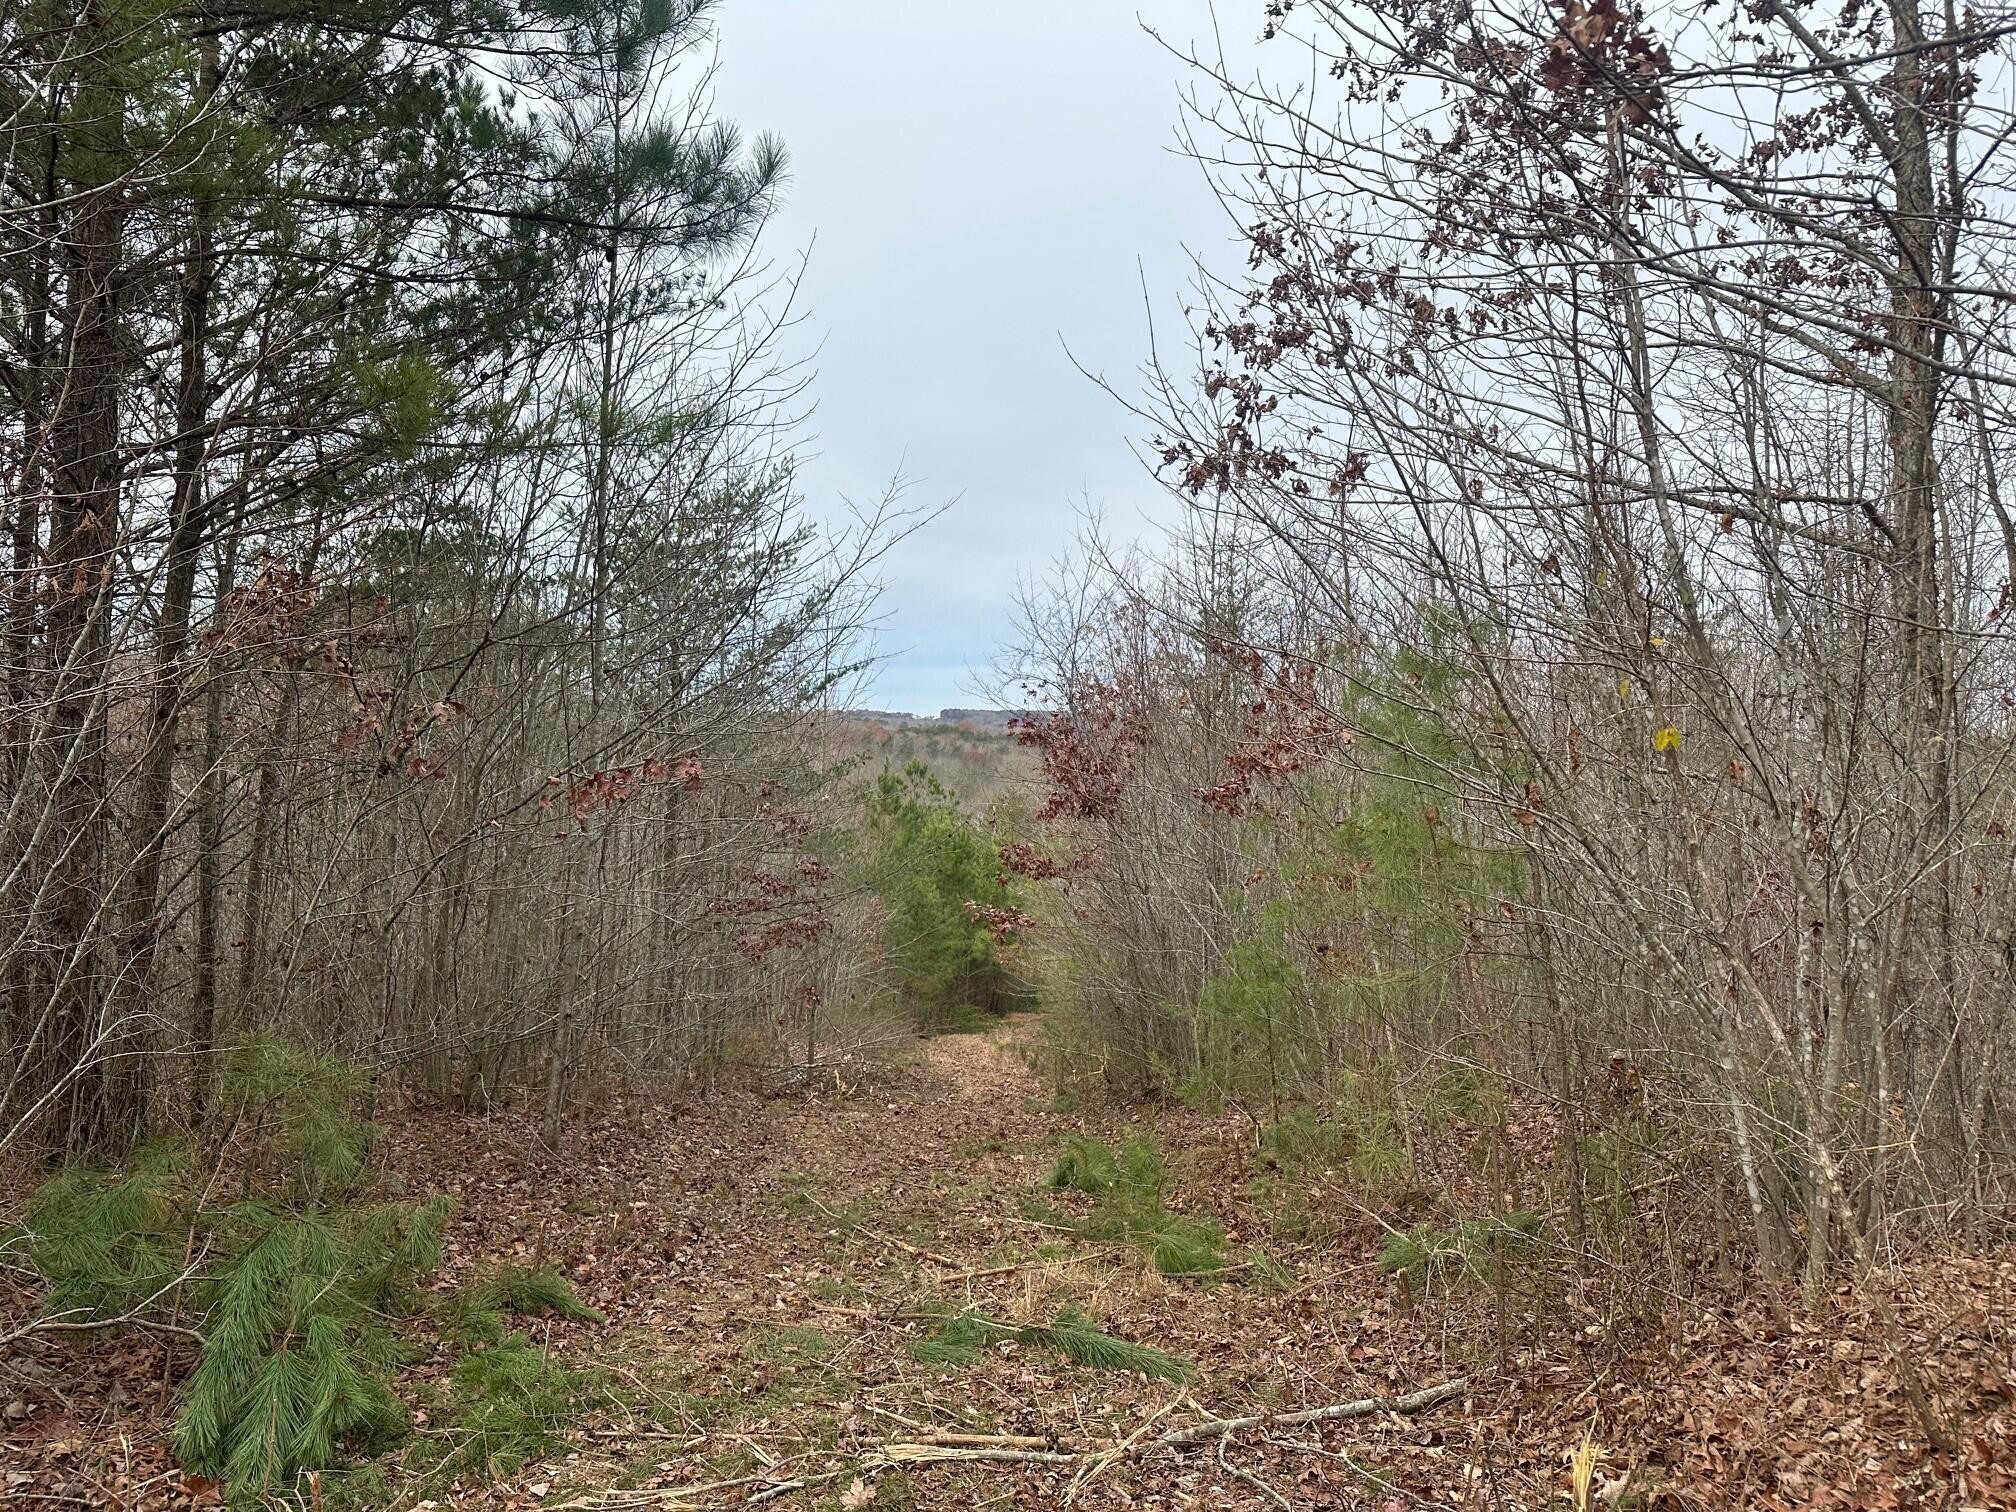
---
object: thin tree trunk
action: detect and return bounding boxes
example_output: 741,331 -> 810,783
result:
108,45 -> 219,1135
188,541 -> 237,1120
43,27 -> 130,1153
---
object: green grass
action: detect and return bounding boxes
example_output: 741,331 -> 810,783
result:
1377,1211 -> 1545,1292
908,1306 -> 1193,1382
754,1324 -> 836,1363
1044,1133 -> 1231,1276
422,1334 -> 605,1479
437,1262 -> 604,1349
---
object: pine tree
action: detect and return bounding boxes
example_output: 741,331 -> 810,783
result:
19,1040 -> 454,1499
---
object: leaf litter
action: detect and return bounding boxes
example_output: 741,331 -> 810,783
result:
3,1018 -> 2013,1509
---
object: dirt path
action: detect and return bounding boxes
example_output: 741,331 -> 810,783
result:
409,1019 -> 1485,1510
9,1019 -> 2010,1509
417,1018 -> 2012,1512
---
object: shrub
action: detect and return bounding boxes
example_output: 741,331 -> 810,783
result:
1047,1131 -> 1163,1196
1042,1133 -> 1229,1276
437,1334 -> 605,1478
1423,1065 -> 1505,1128
12,1036 -> 523,1502
864,762 -> 1030,1027
438,1263 -> 605,1350
169,1199 -> 448,1491
1258,1109 -> 1348,1174
1253,1086 -> 1408,1209
909,1306 -> 1192,1382
24,1143 -> 191,1321
1376,1211 -> 1545,1294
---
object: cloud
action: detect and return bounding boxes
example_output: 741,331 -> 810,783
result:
711,1 -> 1262,712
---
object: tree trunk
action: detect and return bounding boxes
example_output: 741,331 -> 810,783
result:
43,51 -> 130,1154
188,542 -> 236,1120
108,51 -> 219,1135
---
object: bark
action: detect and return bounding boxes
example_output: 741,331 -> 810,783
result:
188,542 -> 236,1120
42,49 -> 130,1154
107,38 -> 220,1136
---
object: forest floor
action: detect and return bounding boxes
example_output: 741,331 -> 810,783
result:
6,1016 -> 2016,1509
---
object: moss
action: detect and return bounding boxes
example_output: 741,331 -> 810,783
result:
754,1324 -> 836,1362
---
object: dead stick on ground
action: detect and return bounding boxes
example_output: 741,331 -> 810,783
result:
562,1382 -> 1471,1506
1066,1392 -> 1185,1504
912,1431 -> 1052,1449
868,1444 -> 1082,1469
863,1379 -> 1469,1472
803,1194 -> 956,1266
1217,1433 -> 1292,1511
1149,1379 -> 1469,1449
937,1249 -> 1112,1284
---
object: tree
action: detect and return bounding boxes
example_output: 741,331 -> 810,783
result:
0,0 -> 895,1158
1006,0 -> 2016,1447
865,762 -> 1027,1025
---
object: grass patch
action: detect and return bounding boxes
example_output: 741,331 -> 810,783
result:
755,1323 -> 836,1363
1259,1104 -> 1407,1191
1044,1133 -> 1230,1276
1377,1211 -> 1544,1293
775,1172 -> 873,1234
431,1333 -> 606,1479
438,1262 -> 604,1349
1249,1249 -> 1296,1291
909,1306 -> 1192,1382
950,1135 -> 1009,1159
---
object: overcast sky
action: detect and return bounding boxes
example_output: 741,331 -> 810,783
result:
711,3 -> 1267,714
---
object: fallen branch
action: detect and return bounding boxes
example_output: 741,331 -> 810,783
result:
910,1431 -> 1052,1449
1217,1433 -> 1292,1510
936,1249 -> 1111,1284
1066,1392 -> 1186,1503
1270,1435 -> 1462,1512
861,1378 -> 1469,1471
559,1381 -> 1471,1506
1149,1378 -> 1470,1449
866,1442 -> 1080,1469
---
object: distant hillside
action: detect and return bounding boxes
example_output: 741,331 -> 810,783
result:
813,708 -> 1045,810
849,707 -> 1046,734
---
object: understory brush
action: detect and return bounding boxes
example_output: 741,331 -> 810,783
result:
862,762 -> 1035,1029
1376,1211 -> 1546,1298
434,1333 -> 608,1479
909,1304 -> 1193,1382
9,1036 -> 604,1503
1044,1132 -> 1230,1276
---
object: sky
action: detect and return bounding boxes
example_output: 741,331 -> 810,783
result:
710,3 -> 1268,714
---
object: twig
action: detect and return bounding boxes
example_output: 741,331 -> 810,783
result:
937,1249 -> 1110,1284
803,1194 -> 956,1266
864,1443 -> 1080,1469
0,1303 -> 208,1350
911,1431 -> 1052,1449
1269,1435 -> 1462,1511
1066,1392 -> 1184,1503
1217,1433 -> 1292,1510
744,1473 -> 850,1507
1148,1378 -> 1470,1449
562,1382 -> 1472,1506
861,1378 -> 1470,1471
553,1456 -> 835,1510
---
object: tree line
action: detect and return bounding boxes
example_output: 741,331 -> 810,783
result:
1005,0 -> 2016,1446
1,0 -> 896,1158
